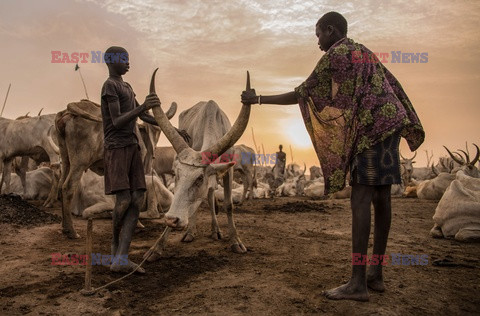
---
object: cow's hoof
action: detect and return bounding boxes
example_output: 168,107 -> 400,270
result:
181,233 -> 195,243
231,242 -> 247,254
430,226 -> 443,238
143,249 -> 162,262
63,229 -> 80,239
211,231 -> 222,240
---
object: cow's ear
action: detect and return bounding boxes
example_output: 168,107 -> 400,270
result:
208,162 -> 236,178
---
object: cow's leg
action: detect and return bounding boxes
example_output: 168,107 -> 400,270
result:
208,187 -> 222,240
61,166 -> 82,239
44,166 -> 60,207
239,172 -> 247,204
455,227 -> 480,242
366,185 -> 391,293
83,201 -> 114,219
181,213 -> 197,243
16,157 -> 28,195
139,182 -> 161,219
224,169 -> 247,253
1,158 -> 13,194
430,224 -> 443,238
246,170 -> 253,200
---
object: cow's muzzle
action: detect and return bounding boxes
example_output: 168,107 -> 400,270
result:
165,216 -> 185,230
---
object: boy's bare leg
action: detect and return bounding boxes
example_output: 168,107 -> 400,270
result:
111,189 -> 145,273
324,183 -> 373,302
111,190 -> 131,258
367,185 -> 392,292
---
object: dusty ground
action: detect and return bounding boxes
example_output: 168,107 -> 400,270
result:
0,196 -> 479,315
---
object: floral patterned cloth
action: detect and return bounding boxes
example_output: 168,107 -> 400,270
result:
294,37 -> 424,194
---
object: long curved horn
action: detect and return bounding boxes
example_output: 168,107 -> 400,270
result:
411,151 -> 417,160
165,102 -> 177,120
431,165 -> 439,177
204,71 -> 252,157
47,125 -> 60,155
302,162 -> 306,176
471,143 -> 480,166
38,108 -> 44,116
458,150 -> 470,164
444,146 -> 464,165
400,152 -> 406,160
149,68 -> 189,154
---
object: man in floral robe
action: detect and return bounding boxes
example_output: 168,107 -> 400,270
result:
241,11 -> 424,301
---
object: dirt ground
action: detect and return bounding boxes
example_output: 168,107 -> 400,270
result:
1,196 -> 479,316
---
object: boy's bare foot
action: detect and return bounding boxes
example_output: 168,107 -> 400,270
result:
323,282 -> 369,302
110,260 -> 145,274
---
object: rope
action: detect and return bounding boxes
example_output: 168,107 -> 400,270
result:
87,226 -> 169,293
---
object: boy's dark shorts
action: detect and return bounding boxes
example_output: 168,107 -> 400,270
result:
104,144 -> 147,195
350,131 -> 402,186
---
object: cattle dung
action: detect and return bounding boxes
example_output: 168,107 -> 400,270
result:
0,194 -> 61,227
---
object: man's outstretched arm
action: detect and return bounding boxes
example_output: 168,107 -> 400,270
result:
241,90 -> 297,106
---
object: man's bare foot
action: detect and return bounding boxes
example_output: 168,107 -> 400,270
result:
323,282 -> 369,302
367,275 -> 385,292
110,260 -> 145,274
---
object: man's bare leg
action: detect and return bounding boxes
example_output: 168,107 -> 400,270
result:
111,189 -> 145,273
324,183 -> 373,302
367,185 -> 392,292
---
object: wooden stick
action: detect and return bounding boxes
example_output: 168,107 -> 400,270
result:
1,83 -> 11,117
83,219 -> 93,293
78,68 -> 90,100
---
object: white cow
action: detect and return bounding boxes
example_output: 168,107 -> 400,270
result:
0,115 -> 59,194
144,70 -> 251,262
416,145 -> 479,200
430,170 -> 480,242
0,167 -> 54,200
71,170 -> 173,219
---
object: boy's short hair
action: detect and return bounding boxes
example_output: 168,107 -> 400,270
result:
317,12 -> 348,36
104,46 -> 128,64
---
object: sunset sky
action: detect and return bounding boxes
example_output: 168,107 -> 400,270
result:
0,0 -> 479,169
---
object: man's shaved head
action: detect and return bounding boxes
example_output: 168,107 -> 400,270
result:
317,12 -> 348,37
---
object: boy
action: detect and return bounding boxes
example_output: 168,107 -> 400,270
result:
241,12 -> 424,301
101,46 -> 160,273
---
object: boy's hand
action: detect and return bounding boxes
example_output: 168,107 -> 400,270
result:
241,89 -> 258,105
144,93 -> 161,110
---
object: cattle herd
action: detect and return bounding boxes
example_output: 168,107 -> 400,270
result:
1,72 -> 479,262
